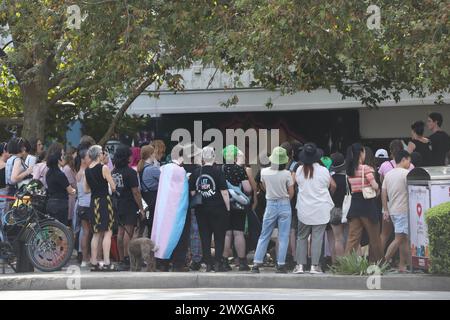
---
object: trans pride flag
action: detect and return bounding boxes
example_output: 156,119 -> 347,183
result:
151,162 -> 189,259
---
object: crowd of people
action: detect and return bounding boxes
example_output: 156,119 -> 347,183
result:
0,112 -> 449,273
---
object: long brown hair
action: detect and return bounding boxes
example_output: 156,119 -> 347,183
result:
303,164 -> 314,179
137,145 -> 155,173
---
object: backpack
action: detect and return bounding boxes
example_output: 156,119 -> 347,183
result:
222,165 -> 250,210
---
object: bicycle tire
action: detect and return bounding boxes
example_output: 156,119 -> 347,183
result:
25,219 -> 74,272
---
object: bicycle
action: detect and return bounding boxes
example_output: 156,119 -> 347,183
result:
0,180 -> 74,273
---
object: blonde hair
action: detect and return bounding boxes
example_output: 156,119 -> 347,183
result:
137,145 -> 155,173
151,140 -> 166,161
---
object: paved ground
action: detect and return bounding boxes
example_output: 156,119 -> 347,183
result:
0,288 -> 449,300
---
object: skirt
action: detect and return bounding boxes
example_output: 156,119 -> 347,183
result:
347,192 -> 379,223
91,195 -> 115,233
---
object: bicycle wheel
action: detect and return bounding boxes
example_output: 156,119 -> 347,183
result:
25,220 -> 74,272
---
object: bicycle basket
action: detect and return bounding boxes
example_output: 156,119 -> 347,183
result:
15,179 -> 47,212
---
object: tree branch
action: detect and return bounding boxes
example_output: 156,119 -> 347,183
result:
98,76 -> 156,145
47,80 -> 82,106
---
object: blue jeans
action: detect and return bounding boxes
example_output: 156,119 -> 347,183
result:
253,199 -> 291,265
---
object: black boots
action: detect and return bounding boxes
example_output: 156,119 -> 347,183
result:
238,257 -> 250,271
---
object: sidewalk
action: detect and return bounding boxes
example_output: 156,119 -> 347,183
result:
1,268 -> 449,292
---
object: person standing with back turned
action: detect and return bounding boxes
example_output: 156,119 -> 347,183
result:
427,112 -> 450,166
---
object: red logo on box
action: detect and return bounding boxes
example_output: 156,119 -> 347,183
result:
417,203 -> 422,218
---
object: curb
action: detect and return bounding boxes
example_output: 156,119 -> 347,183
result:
1,272 -> 449,291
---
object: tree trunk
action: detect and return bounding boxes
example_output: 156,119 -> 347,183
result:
20,76 -> 49,141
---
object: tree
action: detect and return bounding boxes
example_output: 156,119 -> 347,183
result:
204,0 -> 449,107
1,1 -> 448,144
0,0 -> 220,143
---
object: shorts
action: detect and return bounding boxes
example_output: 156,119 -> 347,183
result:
390,214 -> 408,235
77,206 -> 92,221
117,200 -> 139,227
227,209 -> 246,231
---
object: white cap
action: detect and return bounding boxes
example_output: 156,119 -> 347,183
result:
375,149 -> 389,159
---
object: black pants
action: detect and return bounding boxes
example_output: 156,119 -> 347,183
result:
13,239 -> 34,273
141,191 -> 157,237
196,206 -> 228,265
158,210 -> 191,269
46,198 -> 69,226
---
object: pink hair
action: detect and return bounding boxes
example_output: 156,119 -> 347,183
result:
129,147 -> 141,169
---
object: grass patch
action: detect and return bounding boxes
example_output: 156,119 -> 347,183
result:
329,251 -> 390,275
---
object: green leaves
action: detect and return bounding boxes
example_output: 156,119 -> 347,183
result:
426,202 -> 450,274
329,251 -> 390,276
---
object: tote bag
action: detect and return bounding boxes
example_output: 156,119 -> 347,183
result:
341,175 -> 351,223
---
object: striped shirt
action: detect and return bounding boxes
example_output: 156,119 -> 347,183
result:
348,165 -> 376,193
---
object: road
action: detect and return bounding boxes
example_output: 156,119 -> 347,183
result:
0,288 -> 449,300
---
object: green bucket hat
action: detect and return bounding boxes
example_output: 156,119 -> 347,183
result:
222,145 -> 239,162
269,146 -> 289,165
321,156 -> 332,170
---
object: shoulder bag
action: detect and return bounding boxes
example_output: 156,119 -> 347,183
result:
190,166 -> 203,209
361,165 -> 377,200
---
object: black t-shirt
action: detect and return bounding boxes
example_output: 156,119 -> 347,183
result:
184,163 -> 201,175
112,166 -> 139,203
429,131 -> 450,166
189,165 -> 227,207
222,164 -> 248,186
411,139 -> 432,166
46,168 -> 69,200
331,173 -> 346,208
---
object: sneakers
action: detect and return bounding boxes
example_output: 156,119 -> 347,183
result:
251,265 -> 260,274
101,263 -> 119,272
293,264 -> 304,274
214,262 -> 226,272
206,264 -> 215,272
222,258 -> 232,271
310,265 -> 323,274
276,264 -> 287,274
189,261 -> 202,271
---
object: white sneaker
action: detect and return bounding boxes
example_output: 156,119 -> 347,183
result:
310,265 -> 322,274
80,261 -> 88,267
293,264 -> 304,274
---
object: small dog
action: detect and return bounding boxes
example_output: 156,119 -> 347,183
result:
128,238 -> 157,272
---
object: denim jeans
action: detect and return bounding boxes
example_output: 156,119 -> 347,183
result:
253,199 -> 291,265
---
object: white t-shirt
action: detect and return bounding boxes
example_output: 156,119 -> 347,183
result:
382,167 -> 409,215
261,167 -> 293,200
295,163 -> 333,225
